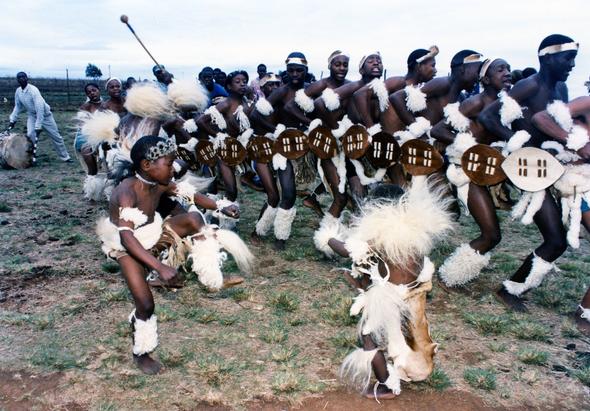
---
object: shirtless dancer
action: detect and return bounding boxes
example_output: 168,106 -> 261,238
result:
478,34 -> 578,311
284,50 -> 351,215
430,58 -> 512,286
250,52 -> 310,249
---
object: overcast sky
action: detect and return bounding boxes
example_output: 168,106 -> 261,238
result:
1,0 -> 588,96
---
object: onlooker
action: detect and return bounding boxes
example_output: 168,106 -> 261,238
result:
250,64 -> 267,99
198,67 -> 228,105
522,67 -> 538,78
7,72 -> 71,162
510,69 -> 523,84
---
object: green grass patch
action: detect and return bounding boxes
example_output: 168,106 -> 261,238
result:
0,202 -> 12,212
195,354 -> 235,386
270,345 -> 299,363
320,294 -> 355,326
101,261 -> 120,274
487,342 -> 507,353
155,305 -> 179,322
218,287 -> 251,302
182,306 -> 219,323
463,312 -> 510,335
510,321 -> 551,342
561,320 -> 582,338
159,347 -> 195,368
573,367 -> 590,386
425,367 -> 452,391
30,342 -> 81,370
260,323 -> 289,344
269,291 -> 300,313
272,371 -> 302,394
517,348 -> 548,365
463,368 -> 496,391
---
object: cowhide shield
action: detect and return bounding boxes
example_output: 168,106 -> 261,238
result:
176,146 -> 200,171
341,125 -> 370,159
367,132 -> 401,169
247,135 -> 274,163
308,126 -> 338,159
0,132 -> 34,169
219,137 -> 248,167
274,128 -> 308,160
195,140 -> 219,167
461,144 -> 506,186
400,139 -> 444,176
501,147 -> 564,192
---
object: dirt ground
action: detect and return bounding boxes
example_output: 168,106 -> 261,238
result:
1,108 -> 590,410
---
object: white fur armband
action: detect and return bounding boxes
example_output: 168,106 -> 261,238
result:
567,125 -> 590,151
505,130 -> 531,154
368,79 -> 389,112
445,132 -> 477,164
209,132 -> 228,150
393,129 -> 415,144
273,123 -> 286,140
237,128 -> 254,148
255,97 -> 274,116
179,137 -> 199,152
332,115 -> 353,138
322,88 -> 341,111
408,117 -> 432,138
174,180 -> 197,203
204,106 -> 227,130
216,197 -> 237,214
294,89 -> 315,113
313,214 -> 344,257
306,118 -> 322,135
547,100 -> 574,132
182,118 -> 198,133
404,85 -> 427,113
344,237 -> 371,265
119,207 -> 148,227
233,105 -> 251,132
367,124 -> 382,137
498,90 -> 523,128
444,102 -> 470,132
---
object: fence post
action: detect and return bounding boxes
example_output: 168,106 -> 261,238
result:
66,68 -> 70,105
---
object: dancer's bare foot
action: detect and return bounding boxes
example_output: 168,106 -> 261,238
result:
222,276 -> 244,289
134,353 -> 162,375
273,239 -> 286,251
250,231 -> 263,245
574,307 -> 590,336
496,286 -> 528,313
363,384 -> 398,400
303,195 -> 323,217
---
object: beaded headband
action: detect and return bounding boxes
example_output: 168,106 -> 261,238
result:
145,138 -> 177,161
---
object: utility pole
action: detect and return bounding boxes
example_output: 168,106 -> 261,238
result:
108,65 -> 111,78
66,68 -> 70,105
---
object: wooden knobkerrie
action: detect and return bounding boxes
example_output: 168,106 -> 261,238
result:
219,137 -> 248,167
400,139 -> 444,176
461,144 -> 506,186
247,135 -> 275,163
307,126 -> 338,159
501,146 -> 564,192
195,140 -> 218,167
341,125 -> 370,159
274,129 -> 308,160
176,146 -> 200,171
367,132 -> 400,169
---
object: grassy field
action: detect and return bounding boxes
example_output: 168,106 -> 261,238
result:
1,108 -> 590,410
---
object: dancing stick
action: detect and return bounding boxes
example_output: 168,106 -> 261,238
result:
120,15 -> 162,69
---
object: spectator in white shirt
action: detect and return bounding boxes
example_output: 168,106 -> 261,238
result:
8,72 -> 71,162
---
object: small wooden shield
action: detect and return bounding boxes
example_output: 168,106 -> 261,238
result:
501,147 -> 564,192
195,140 -> 218,167
367,132 -> 401,169
341,125 -> 370,159
461,144 -> 506,186
219,137 -> 248,167
176,146 -> 200,171
308,126 -> 338,159
274,129 -> 308,160
400,139 -> 444,176
247,135 -> 275,163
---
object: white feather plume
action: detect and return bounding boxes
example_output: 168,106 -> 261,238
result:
80,110 -> 120,148
167,80 -> 209,113
124,83 -> 173,119
216,228 -> 255,274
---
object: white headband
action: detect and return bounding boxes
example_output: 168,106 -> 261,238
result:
285,57 -> 308,66
416,45 -> 439,63
328,50 -> 350,66
359,52 -> 380,71
105,77 -> 122,90
538,42 -> 579,57
478,57 -> 501,80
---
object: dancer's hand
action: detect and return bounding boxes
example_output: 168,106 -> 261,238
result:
157,264 -> 177,281
221,205 -> 239,219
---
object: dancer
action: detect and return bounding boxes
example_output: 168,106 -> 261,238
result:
97,135 -> 253,374
478,34 -> 577,311
430,57 -> 512,286
314,178 -> 453,400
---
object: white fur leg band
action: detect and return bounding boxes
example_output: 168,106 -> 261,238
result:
439,243 -> 490,287
313,213 -> 343,257
383,363 -> 401,395
294,89 -> 315,113
255,205 -> 278,236
503,253 -> 553,296
404,85 -> 427,113
83,174 -> 107,202
274,207 -> 297,241
129,310 -> 158,356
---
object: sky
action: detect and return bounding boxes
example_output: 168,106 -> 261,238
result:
1,0 -> 589,96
